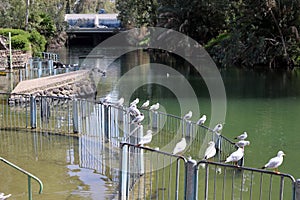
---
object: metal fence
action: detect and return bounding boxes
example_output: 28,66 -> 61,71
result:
119,142 -> 187,200
2,93 -> 296,200
195,161 -> 297,200
119,144 -> 299,200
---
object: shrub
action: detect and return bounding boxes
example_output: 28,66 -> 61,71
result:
0,28 -> 46,55
11,34 -> 31,51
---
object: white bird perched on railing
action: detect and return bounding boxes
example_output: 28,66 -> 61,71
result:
130,98 -> 139,106
0,193 -> 11,200
225,147 -> 244,166
261,151 -> 285,174
149,103 -> 159,111
235,140 -> 250,148
196,114 -> 207,125
172,138 -> 187,155
115,97 -> 124,107
127,104 -> 141,116
204,141 -> 216,160
130,113 -> 144,125
102,95 -> 111,104
138,130 -> 153,146
212,123 -> 223,133
187,156 -> 197,166
140,100 -> 149,108
183,111 -> 192,121
235,131 -> 248,140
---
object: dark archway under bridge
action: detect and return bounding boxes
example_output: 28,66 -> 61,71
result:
66,28 -> 124,46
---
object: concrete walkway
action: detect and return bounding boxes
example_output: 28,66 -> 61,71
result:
12,70 -> 89,95
10,70 -> 96,104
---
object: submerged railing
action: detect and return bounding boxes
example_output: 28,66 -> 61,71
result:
2,92 -> 299,199
0,157 -> 43,200
119,143 -> 299,200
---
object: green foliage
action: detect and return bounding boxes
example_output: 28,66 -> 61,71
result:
116,0 -> 157,27
0,28 -> 28,37
11,34 -> 31,51
28,29 -> 47,55
29,13 -> 57,38
0,28 -> 46,55
116,0 -> 300,69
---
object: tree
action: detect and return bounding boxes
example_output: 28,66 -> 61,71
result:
207,0 -> 300,68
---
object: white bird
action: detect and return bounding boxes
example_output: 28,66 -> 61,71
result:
172,138 -> 187,155
130,113 -> 144,125
115,97 -> 124,107
102,95 -> 111,104
128,104 -> 141,116
225,147 -> 244,166
0,193 -> 11,199
235,140 -> 250,148
212,123 -> 223,133
204,141 -> 216,160
262,151 -> 285,173
196,115 -> 207,125
235,131 -> 248,140
140,100 -> 150,108
138,130 -> 153,146
183,111 -> 192,120
187,156 -> 197,166
149,103 -> 159,111
130,98 -> 139,106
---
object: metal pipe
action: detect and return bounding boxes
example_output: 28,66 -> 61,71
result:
0,157 -> 43,197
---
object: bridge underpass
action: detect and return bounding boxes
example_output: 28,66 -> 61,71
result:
65,13 -> 123,46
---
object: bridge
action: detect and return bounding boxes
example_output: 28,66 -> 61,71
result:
65,14 -> 123,46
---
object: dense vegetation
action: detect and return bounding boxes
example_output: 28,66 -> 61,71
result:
0,0 -> 115,52
1,0 -> 299,68
116,0 -> 300,69
0,28 -> 46,55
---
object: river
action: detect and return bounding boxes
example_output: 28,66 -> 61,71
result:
0,45 -> 300,199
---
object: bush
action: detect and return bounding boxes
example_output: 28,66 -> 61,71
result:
29,29 -> 47,56
11,34 -> 31,51
0,28 -> 46,55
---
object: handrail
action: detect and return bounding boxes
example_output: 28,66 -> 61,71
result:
0,157 -> 43,200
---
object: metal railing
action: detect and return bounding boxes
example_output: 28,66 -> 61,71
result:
119,142 -> 187,200
195,161 -> 296,200
0,157 -> 43,200
118,143 -> 299,200
6,93 -> 294,200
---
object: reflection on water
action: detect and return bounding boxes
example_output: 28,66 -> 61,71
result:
0,130 -> 117,200
1,46 -> 300,199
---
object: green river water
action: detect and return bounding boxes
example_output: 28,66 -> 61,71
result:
0,49 -> 300,199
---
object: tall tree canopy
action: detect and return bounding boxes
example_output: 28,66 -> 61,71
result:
116,0 -> 300,68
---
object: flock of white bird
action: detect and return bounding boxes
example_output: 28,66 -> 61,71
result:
103,95 -> 286,174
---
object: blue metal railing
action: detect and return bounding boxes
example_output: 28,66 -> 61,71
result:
0,157 -> 43,200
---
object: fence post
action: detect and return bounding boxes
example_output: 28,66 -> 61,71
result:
152,111 -> 158,130
38,61 -> 42,78
30,96 -> 36,129
295,179 -> 300,200
138,125 -> 144,175
104,105 -> 110,141
186,121 -> 191,137
119,144 -> 128,200
41,97 -> 50,124
48,59 -> 53,74
73,99 -> 79,133
185,160 -> 197,200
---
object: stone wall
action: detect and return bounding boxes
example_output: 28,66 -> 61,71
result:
0,50 -> 31,68
9,70 -> 97,104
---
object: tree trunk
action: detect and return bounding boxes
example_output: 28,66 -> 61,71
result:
25,0 -> 30,30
